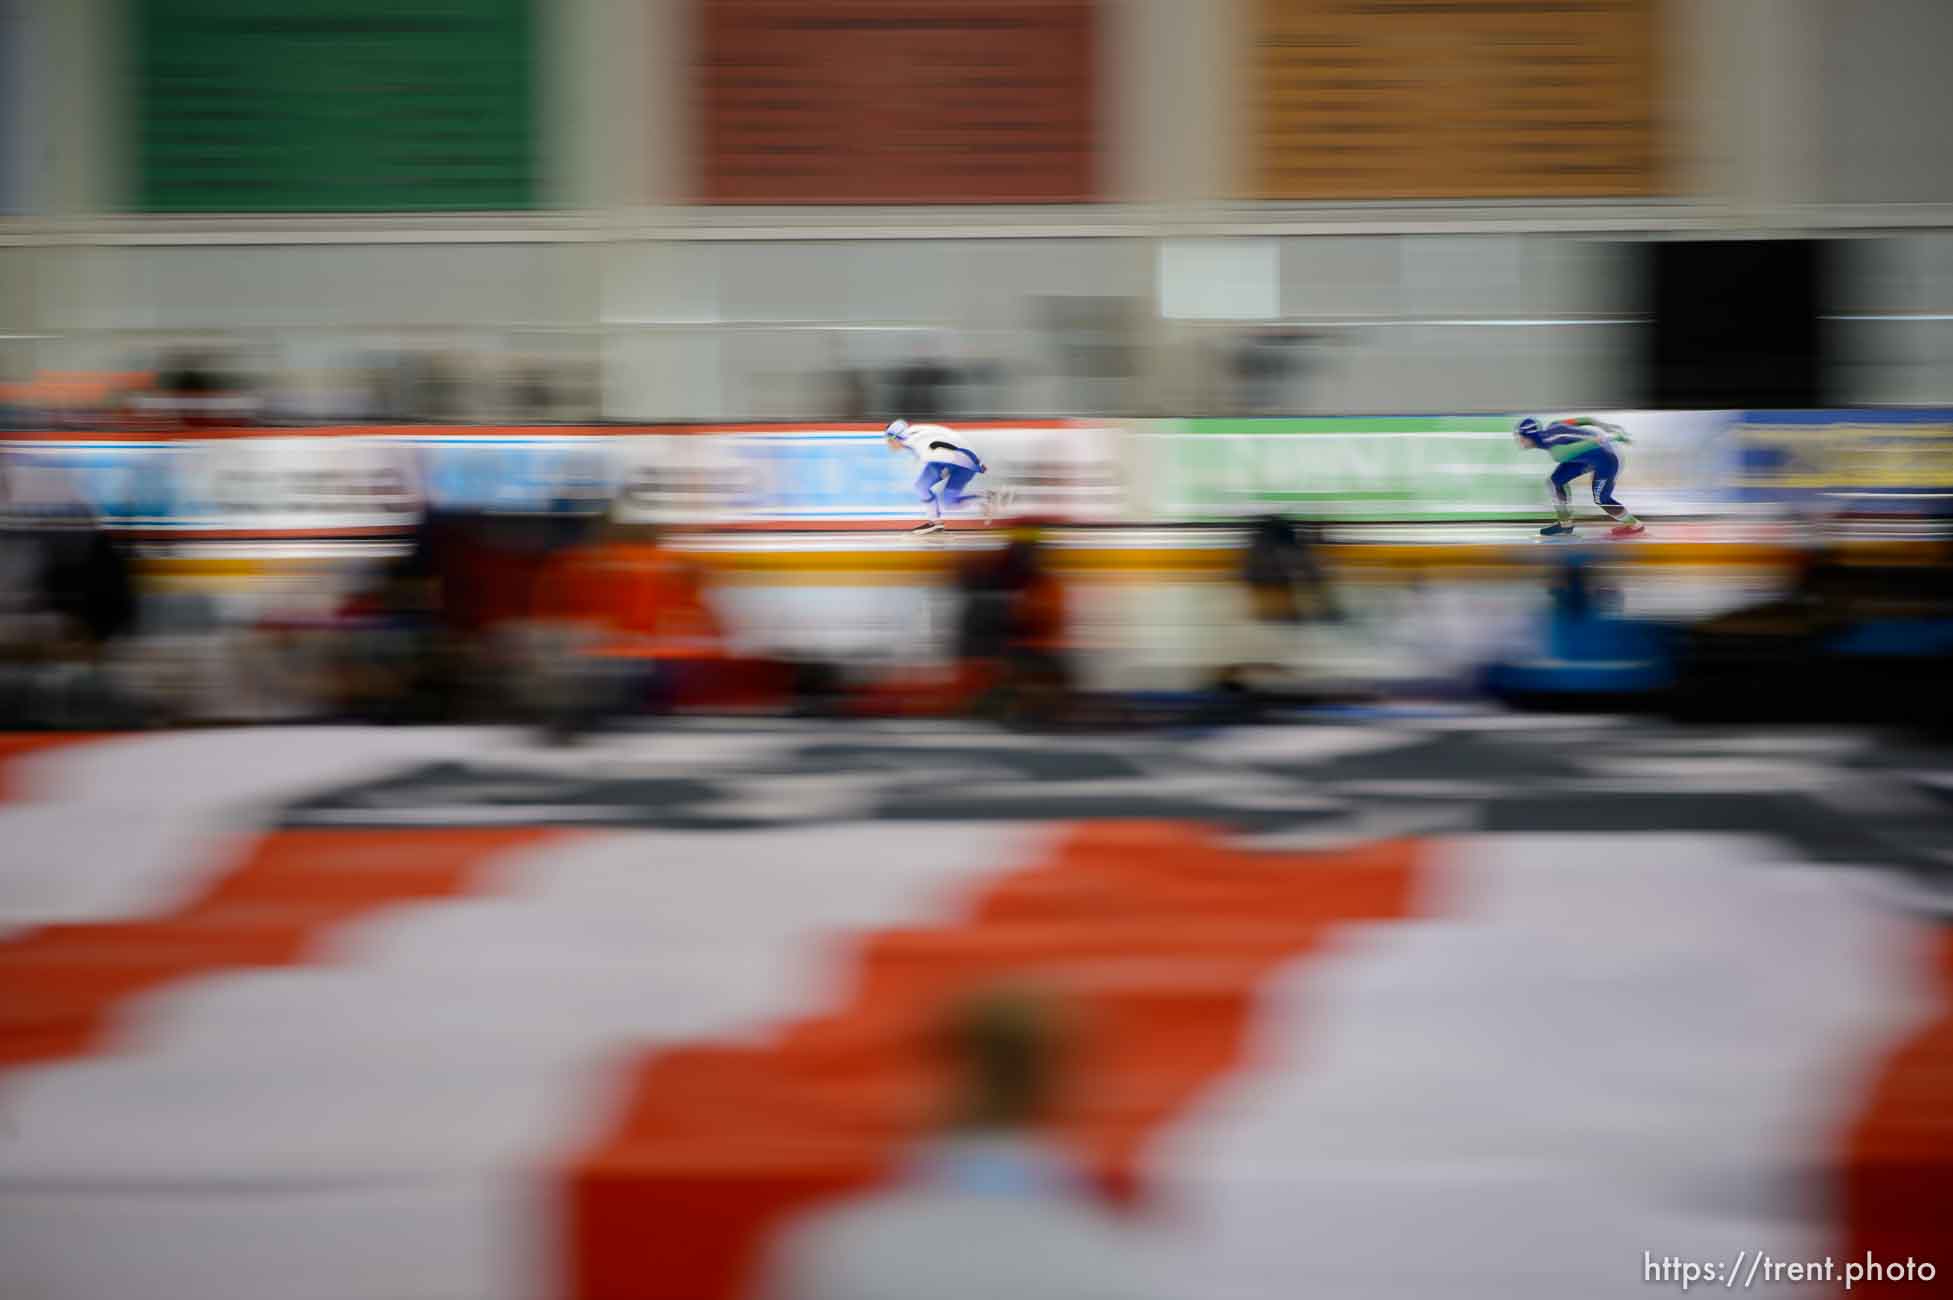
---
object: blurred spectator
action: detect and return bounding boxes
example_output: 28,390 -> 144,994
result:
0,514 -> 58,660
890,334 -> 965,420
1478,550 -> 1671,710
534,513 -> 729,739
956,520 -> 1074,725
1225,328 -> 1317,416
1215,514 -> 1340,710
329,529 -> 446,722
358,508 -> 584,721
891,355 -> 956,421
823,337 -> 875,421
753,990 -> 1169,1300
43,514 -> 138,653
831,365 -> 873,421
410,353 -> 467,422
1242,513 -> 1335,626
1673,539 -> 1953,726
130,351 -> 262,428
362,350 -> 471,423
1037,295 -> 1138,414
499,353 -> 601,424
0,507 -> 144,726
511,363 -> 557,422
1540,549 -> 1622,624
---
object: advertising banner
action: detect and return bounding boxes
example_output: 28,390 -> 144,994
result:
415,435 -> 609,517
0,441 -> 183,524
0,421 -> 1125,534
1133,412 -> 1735,523
1730,410 -> 1953,515
181,436 -> 426,533
609,423 -> 1126,525
1,437 -> 426,534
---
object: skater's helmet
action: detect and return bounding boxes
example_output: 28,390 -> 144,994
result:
883,418 -> 911,445
1513,416 -> 1543,447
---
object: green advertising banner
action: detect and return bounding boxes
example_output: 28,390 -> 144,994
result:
132,0 -> 537,212
1137,414 -> 1733,522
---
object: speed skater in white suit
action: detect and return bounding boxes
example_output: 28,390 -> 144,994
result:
883,418 -> 1012,534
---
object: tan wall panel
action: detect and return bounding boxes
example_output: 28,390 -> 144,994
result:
1252,0 -> 1663,199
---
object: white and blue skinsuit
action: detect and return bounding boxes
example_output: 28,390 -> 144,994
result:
889,420 -> 987,520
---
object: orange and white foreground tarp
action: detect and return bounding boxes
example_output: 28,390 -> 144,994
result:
0,730 -> 1947,1300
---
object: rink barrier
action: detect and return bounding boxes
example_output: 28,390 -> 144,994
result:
5,411 -> 1949,537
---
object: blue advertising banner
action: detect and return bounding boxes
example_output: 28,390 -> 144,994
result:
1732,410 -> 1953,514
729,433 -> 918,520
1,442 -> 183,523
415,437 -> 609,516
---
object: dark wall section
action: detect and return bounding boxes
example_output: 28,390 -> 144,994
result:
1642,239 -> 1829,410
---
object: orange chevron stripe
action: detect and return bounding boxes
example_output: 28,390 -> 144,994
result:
568,822 -> 1421,1300
0,825 -> 563,1072
0,733 -> 106,802
1842,926 -> 1953,1293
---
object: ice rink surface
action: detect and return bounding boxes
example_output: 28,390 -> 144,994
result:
2,717 -> 1950,1300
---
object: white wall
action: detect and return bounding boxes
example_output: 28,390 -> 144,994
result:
1830,234 -> 1953,406
1816,0 -> 1953,207
2,0 -> 1949,416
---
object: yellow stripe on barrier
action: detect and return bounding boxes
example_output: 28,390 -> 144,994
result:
136,539 -> 1942,585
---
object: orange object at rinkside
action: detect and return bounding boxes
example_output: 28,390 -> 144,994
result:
543,534 -> 726,664
538,531 -> 799,711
